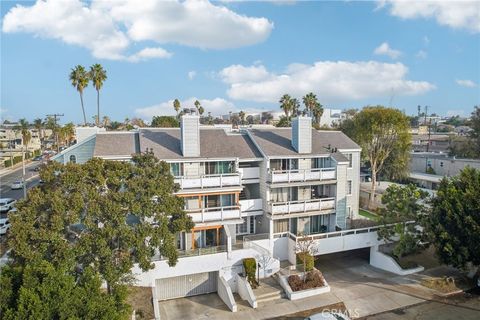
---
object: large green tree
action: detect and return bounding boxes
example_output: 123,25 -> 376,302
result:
343,106 -> 411,208
89,64 -> 107,126
3,153 -> 193,315
424,167 -> 480,269
469,106 -> 480,155
151,116 -> 179,128
69,65 -> 89,125
377,184 -> 429,258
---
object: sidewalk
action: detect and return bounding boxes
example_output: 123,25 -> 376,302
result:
0,160 -> 34,177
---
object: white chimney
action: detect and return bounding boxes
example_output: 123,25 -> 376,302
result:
180,114 -> 200,157
291,116 -> 312,154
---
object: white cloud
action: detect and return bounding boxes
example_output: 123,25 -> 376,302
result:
374,42 -> 402,59
188,71 -> 197,80
127,47 -> 173,62
135,97 -> 240,119
379,0 -> 480,33
423,35 -> 430,46
455,79 -> 477,88
220,61 -> 435,103
2,0 -> 273,61
416,50 -> 427,59
219,64 -> 271,84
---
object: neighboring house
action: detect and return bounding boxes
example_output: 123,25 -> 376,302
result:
411,134 -> 451,153
409,152 -> 480,189
53,115 -> 377,313
319,108 -> 346,128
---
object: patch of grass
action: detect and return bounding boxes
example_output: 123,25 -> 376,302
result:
421,277 -> 460,293
359,209 -> 379,221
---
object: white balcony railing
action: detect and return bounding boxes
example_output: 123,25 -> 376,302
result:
270,197 -> 336,215
174,173 -> 241,189
186,205 -> 241,223
238,167 -> 260,180
269,167 -> 336,183
239,198 -> 263,213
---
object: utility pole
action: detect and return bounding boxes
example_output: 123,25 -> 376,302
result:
22,145 -> 27,199
46,113 -> 64,153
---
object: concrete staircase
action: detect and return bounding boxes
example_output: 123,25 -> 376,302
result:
253,276 -> 285,304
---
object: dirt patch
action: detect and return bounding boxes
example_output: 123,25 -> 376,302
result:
126,286 -> 155,320
268,302 -> 348,320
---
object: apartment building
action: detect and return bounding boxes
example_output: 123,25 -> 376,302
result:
53,114 -> 369,314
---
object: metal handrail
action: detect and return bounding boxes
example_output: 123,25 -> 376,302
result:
270,197 -> 335,206
174,172 -> 240,179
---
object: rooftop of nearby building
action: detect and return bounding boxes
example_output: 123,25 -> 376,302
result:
248,128 -> 360,157
138,128 -> 262,160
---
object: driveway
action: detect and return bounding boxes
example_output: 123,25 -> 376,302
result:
158,248 -> 456,319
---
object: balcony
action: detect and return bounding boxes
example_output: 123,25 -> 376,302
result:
186,205 -> 242,223
269,197 -> 336,215
238,167 -> 260,180
239,198 -> 263,213
174,173 -> 241,189
269,167 -> 336,183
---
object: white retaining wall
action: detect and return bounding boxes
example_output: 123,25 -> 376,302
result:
312,230 -> 385,255
236,274 -> 257,308
369,246 -> 424,275
218,275 -> 237,312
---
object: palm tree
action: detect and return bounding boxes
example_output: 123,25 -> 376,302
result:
16,119 -> 31,148
102,116 -> 111,128
62,123 -> 76,146
279,94 -> 293,118
239,111 -> 246,125
89,64 -> 107,126
173,99 -> 181,117
198,106 -> 204,116
194,100 -> 201,115
291,98 -> 300,117
69,65 -> 89,125
302,92 -> 323,125
33,118 -> 44,145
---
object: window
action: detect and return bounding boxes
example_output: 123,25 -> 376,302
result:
273,219 -> 289,233
204,161 -> 235,175
170,163 -> 183,177
236,216 -> 255,235
69,154 -> 76,163
347,181 -> 352,195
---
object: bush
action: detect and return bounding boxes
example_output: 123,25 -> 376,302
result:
4,155 -> 23,167
296,252 -> 314,271
243,258 -> 258,288
288,270 -> 326,291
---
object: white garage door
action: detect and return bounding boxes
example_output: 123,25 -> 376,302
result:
156,271 -> 218,300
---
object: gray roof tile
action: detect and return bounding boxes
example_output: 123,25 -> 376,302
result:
93,132 -> 139,157
247,128 -> 360,157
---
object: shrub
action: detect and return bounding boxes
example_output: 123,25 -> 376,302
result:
296,252 -> 314,271
243,258 -> 258,288
287,270 -> 326,291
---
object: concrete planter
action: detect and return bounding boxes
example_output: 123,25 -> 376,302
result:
277,273 -> 330,301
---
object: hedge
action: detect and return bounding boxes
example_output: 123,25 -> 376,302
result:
243,258 -> 258,288
3,150 -> 39,167
296,252 -> 314,272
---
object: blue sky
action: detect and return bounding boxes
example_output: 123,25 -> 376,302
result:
1,0 -> 479,124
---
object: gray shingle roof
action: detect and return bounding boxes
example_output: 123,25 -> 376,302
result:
93,132 -> 139,157
139,128 -> 262,160
248,128 -> 360,157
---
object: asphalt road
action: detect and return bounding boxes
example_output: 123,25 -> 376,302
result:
0,161 -> 42,200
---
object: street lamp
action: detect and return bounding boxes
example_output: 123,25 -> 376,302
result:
22,145 -> 27,199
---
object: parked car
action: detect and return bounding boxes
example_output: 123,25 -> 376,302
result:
33,156 -> 43,161
0,198 -> 16,213
11,181 -> 24,190
0,218 -> 11,235
306,312 -> 351,320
